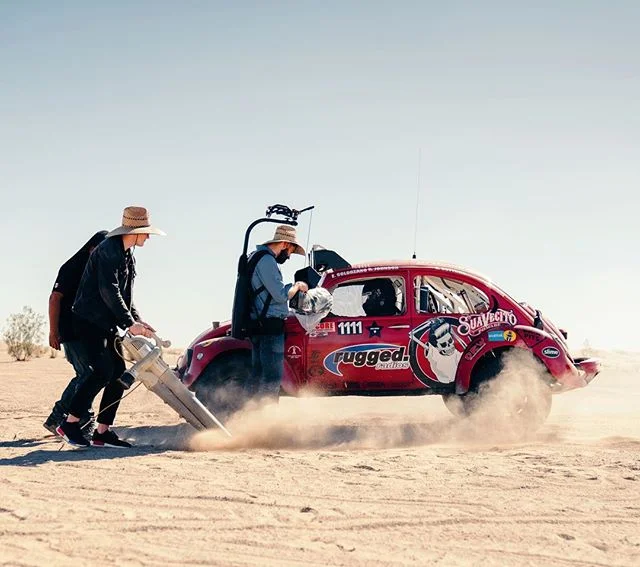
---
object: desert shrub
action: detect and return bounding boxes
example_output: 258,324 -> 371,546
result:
2,306 -> 45,361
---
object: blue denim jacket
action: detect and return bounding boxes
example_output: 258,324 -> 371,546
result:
250,245 -> 292,320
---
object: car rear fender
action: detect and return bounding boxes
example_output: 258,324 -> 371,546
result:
183,335 -> 299,395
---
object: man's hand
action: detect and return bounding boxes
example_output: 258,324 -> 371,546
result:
129,322 -> 154,338
138,321 -> 156,332
49,331 -> 61,350
295,282 -> 309,293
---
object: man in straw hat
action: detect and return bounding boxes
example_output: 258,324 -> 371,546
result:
57,207 -> 165,448
247,225 -> 309,403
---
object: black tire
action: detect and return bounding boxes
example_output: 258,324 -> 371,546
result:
442,348 -> 552,430
193,352 -> 252,419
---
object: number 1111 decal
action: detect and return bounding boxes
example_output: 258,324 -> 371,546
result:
338,321 -> 363,335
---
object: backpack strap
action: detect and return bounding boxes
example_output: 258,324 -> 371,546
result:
247,249 -> 273,321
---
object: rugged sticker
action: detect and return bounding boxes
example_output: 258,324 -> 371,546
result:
323,344 -> 409,376
458,309 -> 518,337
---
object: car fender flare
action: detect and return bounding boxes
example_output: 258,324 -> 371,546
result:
183,335 -> 299,394
183,336 -> 250,388
454,336 -> 530,395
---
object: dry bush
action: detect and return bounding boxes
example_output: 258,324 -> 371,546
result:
2,306 -> 45,361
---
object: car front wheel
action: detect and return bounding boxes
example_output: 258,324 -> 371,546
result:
442,348 -> 553,431
193,352 -> 252,420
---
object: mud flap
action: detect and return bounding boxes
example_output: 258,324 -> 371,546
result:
121,335 -> 231,436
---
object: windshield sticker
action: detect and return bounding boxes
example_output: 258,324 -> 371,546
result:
542,346 -> 560,358
409,317 -> 469,385
323,344 -> 409,376
330,266 -> 400,279
458,309 -> 518,337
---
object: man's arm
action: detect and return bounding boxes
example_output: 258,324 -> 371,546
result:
96,253 -> 137,330
254,256 -> 308,303
254,256 -> 292,304
48,291 -> 63,350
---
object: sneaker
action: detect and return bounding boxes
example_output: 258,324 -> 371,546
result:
92,429 -> 132,448
43,416 -> 61,436
56,421 -> 91,447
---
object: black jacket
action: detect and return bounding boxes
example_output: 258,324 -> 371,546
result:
72,236 -> 140,332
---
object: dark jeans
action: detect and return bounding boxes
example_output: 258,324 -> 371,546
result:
249,334 -> 285,401
68,319 -> 125,426
50,340 -> 93,420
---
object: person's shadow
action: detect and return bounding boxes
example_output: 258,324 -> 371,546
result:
0,424 -> 194,467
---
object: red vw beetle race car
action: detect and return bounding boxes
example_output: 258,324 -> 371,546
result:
176,206 -> 600,426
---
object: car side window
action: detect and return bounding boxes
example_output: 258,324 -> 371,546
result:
415,275 -> 489,315
330,277 -> 405,317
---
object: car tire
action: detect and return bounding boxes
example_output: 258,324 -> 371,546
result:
193,352 -> 252,420
442,348 -> 553,431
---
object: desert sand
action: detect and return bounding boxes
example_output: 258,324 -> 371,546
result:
1,345 -> 639,566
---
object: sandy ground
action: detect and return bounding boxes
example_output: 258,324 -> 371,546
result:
1,346 -> 639,567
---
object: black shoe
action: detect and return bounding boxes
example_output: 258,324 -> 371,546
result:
56,421 -> 90,447
43,417 -> 61,436
92,429 -> 132,448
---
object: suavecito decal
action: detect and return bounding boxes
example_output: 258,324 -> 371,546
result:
323,344 -> 409,376
458,309 -> 518,337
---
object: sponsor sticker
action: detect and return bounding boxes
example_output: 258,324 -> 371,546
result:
488,330 -> 518,342
464,339 -> 486,361
503,330 -> 517,342
323,344 -> 409,376
541,346 -> 560,358
309,321 -> 336,338
287,345 -> 302,359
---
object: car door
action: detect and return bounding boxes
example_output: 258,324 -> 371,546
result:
408,272 -> 491,391
304,272 -> 416,393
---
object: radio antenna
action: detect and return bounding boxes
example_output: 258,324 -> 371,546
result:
305,207 -> 314,267
412,148 -> 422,259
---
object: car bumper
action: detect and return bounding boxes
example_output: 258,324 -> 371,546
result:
550,357 -> 600,392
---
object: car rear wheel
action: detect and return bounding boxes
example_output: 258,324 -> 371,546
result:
193,352 -> 252,420
442,348 -> 553,431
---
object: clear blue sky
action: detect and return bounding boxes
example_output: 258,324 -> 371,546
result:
1,1 -> 638,350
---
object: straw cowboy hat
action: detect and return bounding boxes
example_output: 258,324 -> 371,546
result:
107,206 -> 166,238
262,225 -> 305,256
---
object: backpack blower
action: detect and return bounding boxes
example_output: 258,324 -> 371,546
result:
230,204 -> 314,340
